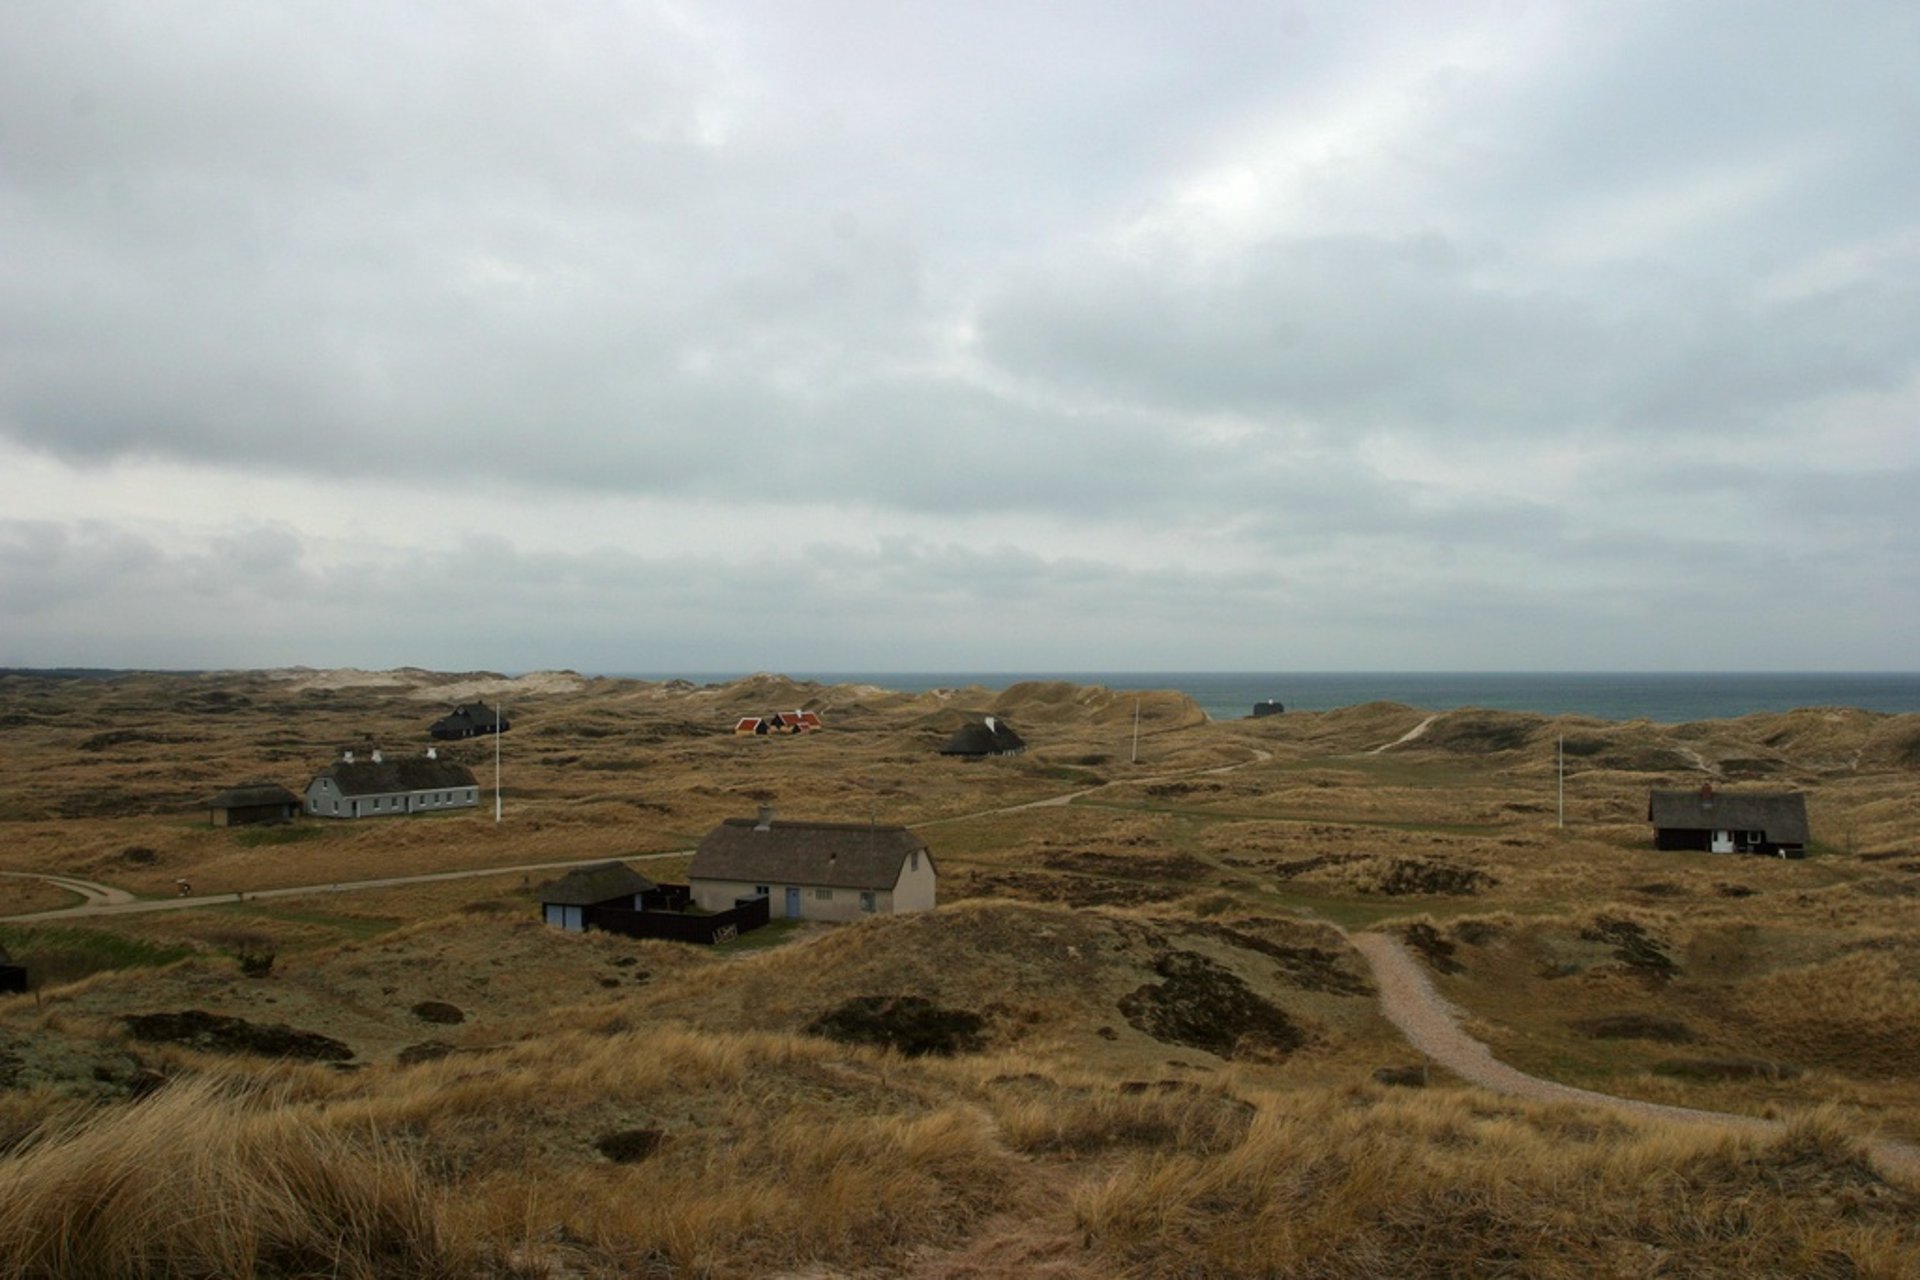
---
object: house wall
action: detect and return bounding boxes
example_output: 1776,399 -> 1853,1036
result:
1655,827 -> 1804,857
305,778 -> 479,819
894,849 -> 937,912
691,866 -> 935,922
211,803 -> 295,828
690,876 -> 889,923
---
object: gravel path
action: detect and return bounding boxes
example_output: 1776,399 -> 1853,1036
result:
1349,930 -> 1920,1183
0,870 -> 135,908
0,853 -> 692,922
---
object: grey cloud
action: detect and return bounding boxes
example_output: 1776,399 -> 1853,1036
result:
974,233 -> 1920,442
0,4 -> 1916,670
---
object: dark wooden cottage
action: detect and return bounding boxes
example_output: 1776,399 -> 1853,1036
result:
430,703 -> 510,740
939,716 -> 1026,757
1648,786 -> 1810,858
206,782 -> 301,827
538,860 -> 769,944
539,861 -> 659,932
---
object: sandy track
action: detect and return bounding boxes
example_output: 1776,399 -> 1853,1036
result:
1348,931 -> 1920,1183
0,854 -> 692,923
0,870 -> 135,908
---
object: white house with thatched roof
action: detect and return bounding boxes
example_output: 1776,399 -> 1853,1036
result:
305,749 -> 479,819
688,808 -> 936,922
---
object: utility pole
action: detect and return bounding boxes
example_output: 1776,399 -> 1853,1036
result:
1131,699 -> 1141,765
1557,735 -> 1564,830
494,702 -> 504,825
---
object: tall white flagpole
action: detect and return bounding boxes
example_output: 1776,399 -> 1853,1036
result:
1131,699 -> 1141,765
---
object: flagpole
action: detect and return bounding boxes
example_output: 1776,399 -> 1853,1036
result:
1131,699 -> 1141,765
494,702 -> 503,825
1557,735 -> 1564,830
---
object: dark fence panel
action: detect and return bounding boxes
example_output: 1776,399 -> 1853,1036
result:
586,893 -> 770,945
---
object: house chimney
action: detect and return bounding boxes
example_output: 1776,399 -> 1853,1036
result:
371,748 -> 383,764
426,746 -> 437,760
1699,783 -> 1714,807
343,749 -> 354,764
755,804 -> 775,831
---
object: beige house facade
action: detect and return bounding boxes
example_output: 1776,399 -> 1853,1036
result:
689,810 -> 936,922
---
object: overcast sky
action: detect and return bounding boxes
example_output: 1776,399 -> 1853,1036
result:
3,2 -> 1915,674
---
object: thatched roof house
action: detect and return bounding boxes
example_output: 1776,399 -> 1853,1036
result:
689,808 -> 936,922
939,716 -> 1026,757
430,703 -> 510,740
305,750 -> 480,819
205,782 -> 300,827
1648,786 -> 1809,857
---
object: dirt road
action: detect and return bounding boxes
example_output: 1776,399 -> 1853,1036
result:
0,854 -> 692,923
1349,930 -> 1920,1183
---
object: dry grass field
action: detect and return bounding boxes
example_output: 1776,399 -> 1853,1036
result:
2,668 -> 1919,1277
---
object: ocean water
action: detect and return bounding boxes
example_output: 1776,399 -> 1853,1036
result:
621,672 -> 1920,725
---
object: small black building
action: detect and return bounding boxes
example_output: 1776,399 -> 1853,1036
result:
940,716 -> 1027,757
206,782 -> 301,827
0,945 -> 26,995
1648,786 -> 1810,858
539,861 -> 660,932
1251,700 -> 1285,717
430,703 -> 511,740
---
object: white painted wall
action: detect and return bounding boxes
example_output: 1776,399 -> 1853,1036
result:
691,860 -> 936,922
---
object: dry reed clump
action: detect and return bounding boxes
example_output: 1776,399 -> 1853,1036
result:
1731,949 -> 1920,1075
1073,1090 -> 1920,1279
0,1077 -> 459,1280
314,1025 -> 1015,1272
985,1079 -> 1254,1156
442,1097 -> 1011,1276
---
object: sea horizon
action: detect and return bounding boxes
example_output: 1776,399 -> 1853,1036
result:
608,670 -> 1920,725
7,665 -> 1918,725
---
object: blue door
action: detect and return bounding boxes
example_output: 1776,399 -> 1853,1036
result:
785,887 -> 801,919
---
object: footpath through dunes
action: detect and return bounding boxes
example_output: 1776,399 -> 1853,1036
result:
1348,931 -> 1920,1185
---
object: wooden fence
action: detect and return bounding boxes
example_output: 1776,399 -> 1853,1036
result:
586,891 -> 771,946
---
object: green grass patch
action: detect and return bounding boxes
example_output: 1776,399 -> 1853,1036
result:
232,823 -> 330,848
1068,798 -> 1507,835
1267,755 -> 1490,788
203,901 -> 399,941
716,919 -> 807,952
0,922 -> 196,989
